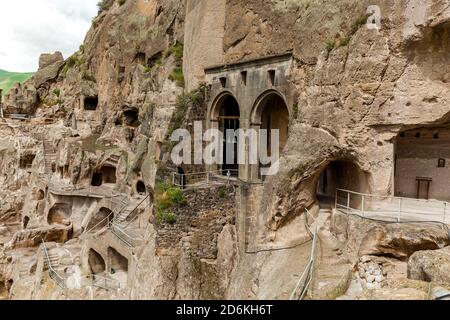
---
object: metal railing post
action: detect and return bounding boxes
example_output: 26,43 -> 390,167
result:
335,189 -> 338,210
398,198 -> 402,222
347,191 -> 350,214
444,202 -> 447,224
206,172 -> 210,185
172,172 -> 176,186
361,194 -> 365,217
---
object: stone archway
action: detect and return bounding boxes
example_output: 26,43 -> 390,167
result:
88,249 -> 106,274
47,203 -> 72,225
210,92 -> 241,176
250,90 -> 290,180
316,160 -> 368,208
86,207 -> 113,231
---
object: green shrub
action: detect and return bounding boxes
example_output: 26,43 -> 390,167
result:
218,187 -> 227,199
325,40 -> 336,53
53,88 -> 61,97
117,0 -> 126,6
165,43 -> 184,65
156,211 -> 177,225
169,67 -> 185,88
156,184 -> 187,212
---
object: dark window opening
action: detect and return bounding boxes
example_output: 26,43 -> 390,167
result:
91,172 -> 103,186
415,132 -> 421,138
438,158 -> 446,168
218,96 -> 240,175
156,6 -> 163,17
84,96 -> 98,111
37,190 -> 45,200
399,132 -> 405,138
123,108 -> 140,126
268,70 -> 276,86
23,216 -> 30,229
434,133 -> 440,139
135,52 -> 146,65
19,154 -> 36,169
220,77 -> 227,88
147,52 -> 163,68
136,180 -> 146,195
241,71 -> 247,86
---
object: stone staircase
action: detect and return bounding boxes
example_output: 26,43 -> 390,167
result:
113,195 -> 146,226
310,208 -> 353,300
41,243 -> 66,288
42,138 -> 56,174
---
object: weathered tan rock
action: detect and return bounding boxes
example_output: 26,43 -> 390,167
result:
408,246 -> 450,285
359,224 -> 450,260
34,52 -> 65,88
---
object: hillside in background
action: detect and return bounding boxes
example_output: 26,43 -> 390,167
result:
0,69 -> 34,95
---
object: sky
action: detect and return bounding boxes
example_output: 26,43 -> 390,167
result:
0,0 -> 98,72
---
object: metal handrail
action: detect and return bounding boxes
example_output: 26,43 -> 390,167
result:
336,188 -> 449,224
112,193 -> 150,226
109,222 -> 144,247
83,199 -> 129,235
41,240 -> 66,289
290,209 -> 318,300
172,169 -> 239,188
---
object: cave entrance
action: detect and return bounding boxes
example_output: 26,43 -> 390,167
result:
47,203 -> 72,225
108,247 -> 128,286
394,126 -> 450,201
316,160 -> 367,208
91,172 -> 103,187
123,108 -> 140,127
88,249 -> 106,275
91,166 -> 117,186
37,189 -> 45,200
19,154 -> 36,170
84,96 -> 98,111
218,95 -> 240,176
86,207 -> 113,231
136,181 -> 146,195
101,166 -> 117,184
23,216 -> 30,229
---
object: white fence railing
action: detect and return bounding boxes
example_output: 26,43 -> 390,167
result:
290,209 -> 318,300
172,170 -> 239,188
41,241 -> 66,289
336,189 -> 449,224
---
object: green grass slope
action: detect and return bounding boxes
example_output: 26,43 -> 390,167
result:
0,69 -> 34,95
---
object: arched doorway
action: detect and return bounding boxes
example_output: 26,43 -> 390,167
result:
252,91 -> 290,180
86,207 -> 113,231
213,94 -> 241,175
91,172 -> 103,187
136,180 -> 146,195
47,203 -> 72,225
88,249 -> 106,274
108,247 -> 128,286
316,160 -> 367,208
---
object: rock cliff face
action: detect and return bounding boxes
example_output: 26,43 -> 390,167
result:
1,0 -> 450,300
